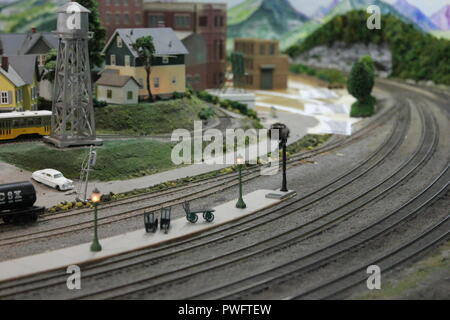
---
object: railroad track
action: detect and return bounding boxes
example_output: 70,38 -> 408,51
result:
0,100 -> 412,298
77,100 -> 440,300
2,82 -> 446,300
0,102 -> 398,245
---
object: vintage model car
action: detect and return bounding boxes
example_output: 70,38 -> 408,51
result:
31,169 -> 74,191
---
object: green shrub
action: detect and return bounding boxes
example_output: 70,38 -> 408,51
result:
350,96 -> 376,118
93,98 -> 108,108
198,107 -> 215,120
172,91 -> 185,100
347,61 -> 374,101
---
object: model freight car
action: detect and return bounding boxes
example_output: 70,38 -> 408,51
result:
0,181 -> 44,224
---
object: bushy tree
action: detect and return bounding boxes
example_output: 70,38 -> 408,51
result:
132,36 -> 156,102
347,59 -> 375,117
348,61 -> 374,100
78,0 -> 106,69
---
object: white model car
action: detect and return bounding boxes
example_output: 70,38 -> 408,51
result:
32,169 -> 74,191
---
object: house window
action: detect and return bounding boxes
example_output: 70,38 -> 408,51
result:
125,55 -> 131,66
106,13 -> 112,24
175,14 -> 191,28
154,77 -> 160,88
259,44 -> 265,55
134,0 -> 140,6
162,56 -> 169,64
115,0 -> 120,6
127,91 -> 133,100
148,14 -> 164,27
0,91 -> 9,104
16,88 -> 23,103
199,16 -> 208,27
123,14 -> 129,25
269,44 -> 275,55
115,14 -> 121,24
117,37 -> 123,49
135,14 -> 141,25
139,78 -> 144,87
106,0 -> 111,5
107,89 -> 112,99
110,54 -> 116,66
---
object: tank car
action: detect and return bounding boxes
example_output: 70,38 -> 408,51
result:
0,181 -> 45,224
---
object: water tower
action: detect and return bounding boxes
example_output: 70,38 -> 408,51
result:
45,2 -> 102,148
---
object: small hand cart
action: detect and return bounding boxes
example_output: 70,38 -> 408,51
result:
144,211 -> 158,233
160,207 -> 172,234
182,201 -> 215,224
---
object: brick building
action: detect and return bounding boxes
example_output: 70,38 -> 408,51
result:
98,0 -> 227,90
233,39 -> 289,90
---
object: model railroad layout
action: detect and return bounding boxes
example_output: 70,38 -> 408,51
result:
0,80 -> 448,300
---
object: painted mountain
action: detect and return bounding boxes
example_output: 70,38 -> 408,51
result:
392,0 -> 437,31
431,5 -> 450,30
228,0 -> 309,40
280,0 -> 418,50
312,0 -> 339,19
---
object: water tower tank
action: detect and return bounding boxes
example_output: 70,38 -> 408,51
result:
57,1 -> 90,34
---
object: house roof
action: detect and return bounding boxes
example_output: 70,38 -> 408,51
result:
0,55 -> 37,87
0,65 -> 26,87
0,32 -> 58,56
103,28 -> 189,57
8,55 -> 37,84
96,72 -> 141,88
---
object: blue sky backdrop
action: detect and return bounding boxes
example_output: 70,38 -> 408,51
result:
195,0 -> 450,16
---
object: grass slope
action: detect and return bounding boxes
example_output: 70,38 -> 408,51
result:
286,11 -> 450,85
95,97 -> 207,136
0,140 -> 177,181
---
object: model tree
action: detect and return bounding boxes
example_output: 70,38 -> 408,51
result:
77,0 -> 106,69
132,36 -> 156,102
347,56 -> 376,117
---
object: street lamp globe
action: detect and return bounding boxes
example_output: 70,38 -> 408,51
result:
91,188 -> 101,203
236,154 -> 245,165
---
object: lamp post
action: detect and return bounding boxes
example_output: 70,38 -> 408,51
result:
90,188 -> 102,252
270,123 -> 290,192
235,155 -> 247,209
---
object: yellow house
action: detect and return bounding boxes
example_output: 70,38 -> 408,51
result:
101,28 -> 188,100
0,55 -> 39,111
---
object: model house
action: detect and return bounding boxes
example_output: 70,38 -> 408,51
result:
0,55 -> 39,112
0,29 -> 59,102
101,27 -> 188,100
96,69 -> 141,105
233,38 -> 289,90
97,0 -> 227,90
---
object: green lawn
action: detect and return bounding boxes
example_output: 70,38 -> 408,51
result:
95,96 -> 208,136
0,140 -> 177,182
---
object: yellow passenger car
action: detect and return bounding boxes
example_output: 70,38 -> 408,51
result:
0,111 -> 52,140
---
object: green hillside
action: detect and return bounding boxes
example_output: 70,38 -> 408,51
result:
0,0 -> 57,32
227,0 -> 262,25
286,10 -> 450,85
228,0 -> 309,42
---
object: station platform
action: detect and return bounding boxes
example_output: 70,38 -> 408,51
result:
0,189 -> 290,282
